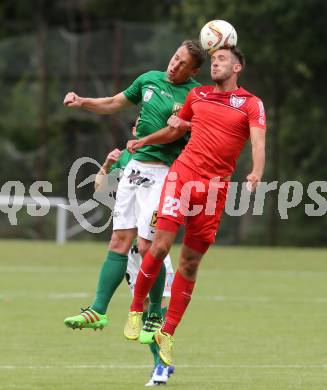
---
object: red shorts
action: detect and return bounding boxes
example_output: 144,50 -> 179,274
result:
157,159 -> 229,253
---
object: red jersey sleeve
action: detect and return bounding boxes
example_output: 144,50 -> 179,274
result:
247,97 -> 266,129
177,89 -> 194,122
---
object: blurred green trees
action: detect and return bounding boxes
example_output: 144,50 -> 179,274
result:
0,0 -> 326,245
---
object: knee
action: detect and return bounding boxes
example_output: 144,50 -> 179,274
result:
179,256 -> 201,279
109,232 -> 131,254
149,230 -> 175,260
150,240 -> 170,260
138,240 -> 151,258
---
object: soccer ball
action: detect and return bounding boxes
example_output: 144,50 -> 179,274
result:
200,20 -> 238,55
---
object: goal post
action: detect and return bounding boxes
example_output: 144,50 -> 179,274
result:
0,195 -> 68,244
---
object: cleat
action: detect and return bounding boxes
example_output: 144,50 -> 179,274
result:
139,313 -> 163,344
144,378 -> 155,387
124,311 -> 143,340
64,307 -> 108,330
154,329 -> 174,366
152,364 -> 168,385
145,363 -> 174,386
167,365 -> 175,377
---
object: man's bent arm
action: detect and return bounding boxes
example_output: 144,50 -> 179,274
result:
127,115 -> 191,153
127,125 -> 187,153
141,125 -> 187,146
140,115 -> 191,145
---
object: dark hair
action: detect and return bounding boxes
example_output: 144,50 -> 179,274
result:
181,39 -> 206,68
229,46 -> 246,68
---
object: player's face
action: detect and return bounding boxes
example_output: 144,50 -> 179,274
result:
210,49 -> 241,84
166,46 -> 198,84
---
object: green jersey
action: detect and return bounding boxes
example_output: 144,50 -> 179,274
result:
123,70 -> 200,166
109,149 -> 133,172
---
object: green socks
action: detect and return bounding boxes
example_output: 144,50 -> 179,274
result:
148,263 -> 166,316
90,252 -> 165,316
144,307 -> 168,367
91,251 -> 128,314
149,341 -> 161,366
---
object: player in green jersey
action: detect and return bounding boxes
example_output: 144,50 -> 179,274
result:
63,41 -> 205,362
93,147 -> 176,386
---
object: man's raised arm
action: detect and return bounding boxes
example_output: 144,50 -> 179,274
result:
63,91 -> 133,114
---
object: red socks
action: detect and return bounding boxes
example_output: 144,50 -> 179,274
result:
131,252 -> 196,337
162,270 -> 195,336
130,251 -> 163,312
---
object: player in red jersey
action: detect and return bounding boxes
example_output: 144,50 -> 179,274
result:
123,46 -> 266,365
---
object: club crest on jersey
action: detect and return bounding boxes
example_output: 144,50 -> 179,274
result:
172,102 -> 183,115
230,94 -> 246,108
143,89 -> 153,102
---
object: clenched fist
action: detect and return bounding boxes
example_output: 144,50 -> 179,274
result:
63,92 -> 83,108
127,139 -> 144,153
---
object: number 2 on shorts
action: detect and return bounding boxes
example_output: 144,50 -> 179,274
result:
162,196 -> 180,217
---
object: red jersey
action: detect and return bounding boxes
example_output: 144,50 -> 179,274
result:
177,85 -> 266,179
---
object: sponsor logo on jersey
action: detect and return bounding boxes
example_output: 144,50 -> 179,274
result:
143,89 -> 153,102
172,102 -> 183,115
161,90 -> 173,98
230,94 -> 246,108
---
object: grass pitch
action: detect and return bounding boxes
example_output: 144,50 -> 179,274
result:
0,240 -> 327,389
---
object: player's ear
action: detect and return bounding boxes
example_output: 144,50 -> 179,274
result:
233,63 -> 242,74
190,67 -> 200,77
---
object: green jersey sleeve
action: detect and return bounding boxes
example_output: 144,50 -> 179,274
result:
108,149 -> 133,173
123,73 -> 148,105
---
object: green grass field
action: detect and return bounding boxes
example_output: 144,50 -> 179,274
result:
1,240 -> 327,389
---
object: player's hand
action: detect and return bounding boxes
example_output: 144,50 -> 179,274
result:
246,172 -> 261,192
167,115 -> 182,128
98,148 -> 121,177
127,139 -> 144,153
105,148 -> 121,165
63,92 -> 83,107
167,115 -> 190,130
